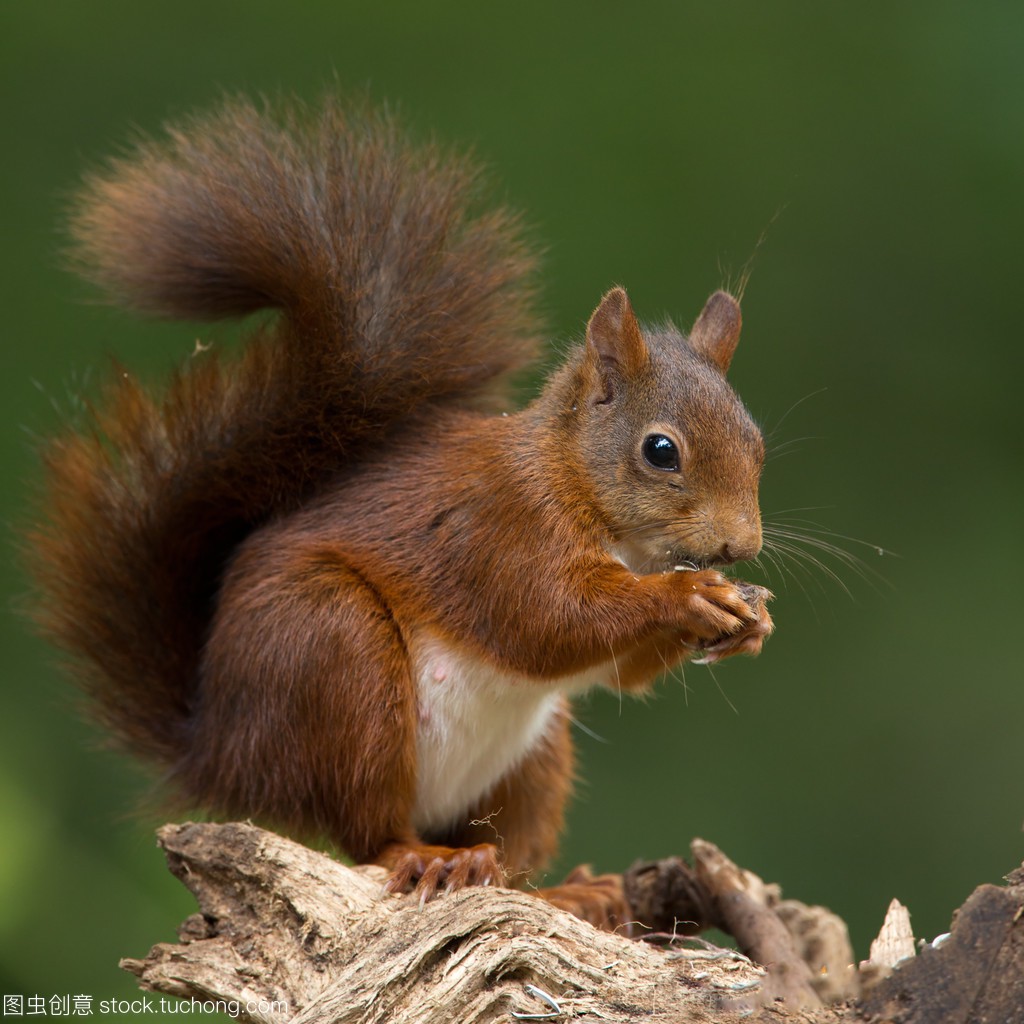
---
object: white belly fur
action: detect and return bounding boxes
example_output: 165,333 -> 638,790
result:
410,632 -> 612,834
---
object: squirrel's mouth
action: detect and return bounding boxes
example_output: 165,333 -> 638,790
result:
669,556 -> 731,574
630,551 -> 732,577
609,525 -> 756,575
669,532 -> 760,570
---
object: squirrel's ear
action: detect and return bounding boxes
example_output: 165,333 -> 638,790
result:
586,287 -> 649,392
688,291 -> 742,373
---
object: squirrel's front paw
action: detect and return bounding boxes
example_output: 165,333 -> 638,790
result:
694,582 -> 774,663
670,569 -> 759,644
380,841 -> 504,904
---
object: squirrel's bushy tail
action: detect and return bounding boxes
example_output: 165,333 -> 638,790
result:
29,94 -> 541,768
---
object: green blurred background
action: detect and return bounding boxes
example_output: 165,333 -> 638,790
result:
3,0 -> 1023,1015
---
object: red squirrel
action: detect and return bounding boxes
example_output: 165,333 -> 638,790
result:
29,95 -> 773,929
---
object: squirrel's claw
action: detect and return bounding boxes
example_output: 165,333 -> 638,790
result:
694,589 -> 774,663
381,842 -> 504,903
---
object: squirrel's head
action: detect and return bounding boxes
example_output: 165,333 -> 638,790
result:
567,286 -> 764,573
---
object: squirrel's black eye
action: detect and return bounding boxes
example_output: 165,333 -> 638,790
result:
642,433 -> 680,471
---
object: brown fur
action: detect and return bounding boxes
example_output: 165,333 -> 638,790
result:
27,95 -> 771,929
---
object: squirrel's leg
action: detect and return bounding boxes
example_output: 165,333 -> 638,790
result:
192,542 -> 423,866
199,539 -> 508,897
480,564 -> 762,681
199,542 -> 504,897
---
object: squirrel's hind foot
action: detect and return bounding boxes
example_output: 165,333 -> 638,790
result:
536,864 -> 633,935
378,841 -> 504,903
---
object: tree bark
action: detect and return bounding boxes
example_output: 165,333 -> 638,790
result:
121,822 -> 1023,1024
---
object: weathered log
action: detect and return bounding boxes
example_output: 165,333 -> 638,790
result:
121,822 -> 1023,1024
123,823 -> 768,1023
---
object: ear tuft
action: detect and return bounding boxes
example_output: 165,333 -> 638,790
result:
586,287 -> 649,378
688,290 -> 742,373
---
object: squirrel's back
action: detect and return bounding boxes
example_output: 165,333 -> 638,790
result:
29,94 -> 542,768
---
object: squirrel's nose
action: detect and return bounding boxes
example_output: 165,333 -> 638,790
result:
718,526 -> 762,565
